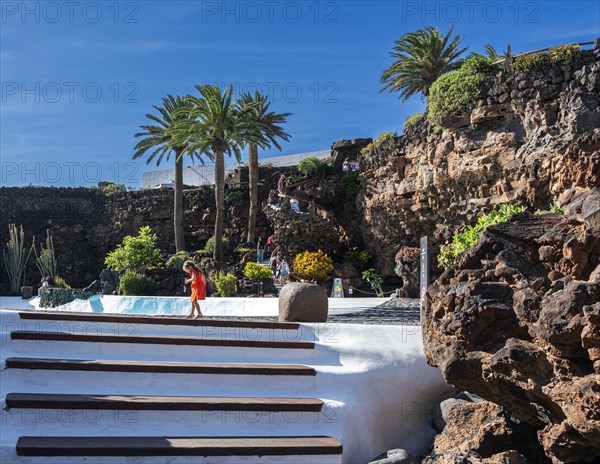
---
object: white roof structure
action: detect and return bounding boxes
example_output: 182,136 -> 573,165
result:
142,150 -> 330,188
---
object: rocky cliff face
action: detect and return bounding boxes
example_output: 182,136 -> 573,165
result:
422,190 -> 600,463
357,48 -> 600,278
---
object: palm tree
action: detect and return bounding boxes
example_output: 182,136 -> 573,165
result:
475,44 -> 513,61
239,91 -> 291,245
380,26 -> 467,103
133,95 -> 200,252
169,85 -> 267,261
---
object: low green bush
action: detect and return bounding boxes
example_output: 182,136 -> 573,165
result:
166,251 -> 191,270
234,247 -> 253,254
344,172 -> 361,199
101,183 -> 126,196
374,131 -> 397,147
53,276 -> 71,288
285,173 -> 304,186
438,203 -> 524,269
214,271 -> 237,297
360,142 -> 374,156
203,236 -> 230,254
343,249 -> 371,271
243,262 -> 273,281
224,190 -> 244,204
298,157 -> 333,178
535,202 -> 564,215
120,270 -> 154,295
404,113 -> 424,130
512,44 -> 580,74
428,55 -> 494,123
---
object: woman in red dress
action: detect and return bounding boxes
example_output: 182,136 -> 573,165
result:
183,260 -> 206,318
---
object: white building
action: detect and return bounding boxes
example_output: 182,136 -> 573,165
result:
141,150 -> 330,188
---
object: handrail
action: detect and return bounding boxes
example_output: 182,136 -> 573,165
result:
492,39 -> 598,65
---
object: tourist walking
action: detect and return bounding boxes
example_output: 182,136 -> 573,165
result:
266,234 -> 275,256
278,259 -> 289,285
183,260 -> 205,318
256,237 -> 264,262
277,175 -> 286,194
269,253 -> 279,278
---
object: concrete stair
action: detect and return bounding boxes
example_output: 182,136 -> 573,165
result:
1,310 -> 343,464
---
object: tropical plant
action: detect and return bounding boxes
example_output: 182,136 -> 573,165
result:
120,270 -> 155,295
404,112 -> 424,130
362,268 -> 384,297
292,250 -> 334,282
224,190 -> 244,204
239,91 -> 291,245
380,26 -> 467,103
214,271 -> 237,297
134,95 -> 202,252
105,226 -> 163,273
33,229 -> 57,279
243,262 -> 273,281
374,131 -> 398,147
166,251 -> 191,270
344,249 -> 371,271
512,45 -> 580,74
2,224 -> 34,293
474,44 -> 512,61
438,203 -> 524,269
169,85 -> 269,261
428,55 -> 495,123
360,142 -> 374,156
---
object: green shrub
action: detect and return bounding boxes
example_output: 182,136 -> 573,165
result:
362,268 -> 384,297
438,203 -> 524,269
298,157 -> 332,178
535,202 -> 564,215
166,251 -> 191,270
512,53 -> 550,73
53,276 -> 71,288
214,271 -> 237,297
225,190 -> 244,204
120,271 -> 154,295
203,236 -> 230,254
101,183 -> 126,196
344,171 -> 361,199
243,262 -> 273,281
292,250 -> 334,282
360,142 -> 374,156
404,113 -> 424,130
513,45 -> 580,74
285,173 -> 304,186
548,44 -> 580,64
234,247 -> 253,254
374,131 -> 397,147
428,55 -> 494,123
105,226 -> 163,273
344,250 -> 371,271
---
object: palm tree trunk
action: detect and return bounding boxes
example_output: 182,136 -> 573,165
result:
247,143 -> 259,245
174,149 -> 186,252
214,150 -> 225,262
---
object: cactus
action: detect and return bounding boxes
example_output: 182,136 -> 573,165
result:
34,229 -> 57,279
2,224 -> 34,293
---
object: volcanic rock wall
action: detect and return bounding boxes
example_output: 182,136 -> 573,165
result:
357,48 -> 600,277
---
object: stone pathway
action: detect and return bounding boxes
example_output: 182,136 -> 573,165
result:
201,298 -> 421,325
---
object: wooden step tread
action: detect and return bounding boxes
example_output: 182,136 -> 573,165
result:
18,310 -> 300,330
17,436 -> 343,456
6,357 -> 317,376
11,331 -> 314,350
6,393 -> 324,412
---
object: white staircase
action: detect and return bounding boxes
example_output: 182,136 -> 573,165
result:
1,310 -> 343,464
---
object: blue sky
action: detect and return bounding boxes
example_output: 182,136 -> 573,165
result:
1,0 -> 598,187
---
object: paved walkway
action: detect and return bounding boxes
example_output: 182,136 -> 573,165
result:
200,298 -> 421,325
